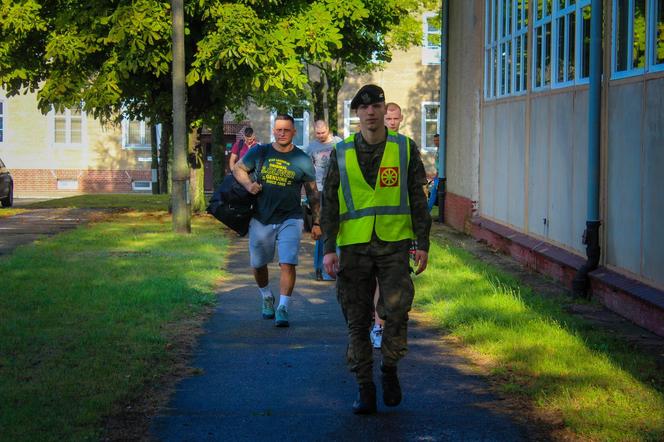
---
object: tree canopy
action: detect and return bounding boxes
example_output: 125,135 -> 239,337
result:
0,0 -> 434,128
0,0 -> 355,125
300,0 -> 436,132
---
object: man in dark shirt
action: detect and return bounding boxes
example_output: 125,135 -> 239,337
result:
322,85 -> 432,414
234,115 -> 322,328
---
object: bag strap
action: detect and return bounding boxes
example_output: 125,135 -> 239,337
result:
254,144 -> 268,185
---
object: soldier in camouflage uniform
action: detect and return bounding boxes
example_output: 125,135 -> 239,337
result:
321,84 -> 432,414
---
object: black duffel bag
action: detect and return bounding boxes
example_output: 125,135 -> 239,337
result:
207,145 -> 267,236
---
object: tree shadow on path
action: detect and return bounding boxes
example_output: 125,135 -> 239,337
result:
151,235 -> 542,442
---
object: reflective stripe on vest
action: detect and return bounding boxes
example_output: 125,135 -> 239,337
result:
336,131 -> 415,246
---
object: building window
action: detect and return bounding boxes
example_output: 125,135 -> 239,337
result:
531,0 -> 591,90
269,108 -> 310,149
552,0 -> 592,87
654,0 -> 664,67
613,0 -> 663,77
122,118 -> 152,150
484,0 -> 529,99
0,101 -> 4,143
422,12 -> 442,65
421,102 -> 440,152
57,179 -> 78,190
343,100 -> 361,139
52,106 -> 85,146
291,108 -> 309,148
132,181 -> 152,191
533,0 -> 553,88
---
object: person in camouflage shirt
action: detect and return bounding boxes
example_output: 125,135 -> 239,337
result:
322,84 -> 432,414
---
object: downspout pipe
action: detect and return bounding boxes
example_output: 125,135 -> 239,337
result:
572,0 -> 602,296
437,0 -> 449,223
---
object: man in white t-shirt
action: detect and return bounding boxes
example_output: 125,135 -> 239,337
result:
308,120 -> 342,281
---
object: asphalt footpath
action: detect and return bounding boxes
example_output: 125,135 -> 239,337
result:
0,208 -> 103,256
151,234 -> 530,442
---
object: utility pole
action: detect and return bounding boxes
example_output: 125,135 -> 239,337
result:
171,0 -> 191,233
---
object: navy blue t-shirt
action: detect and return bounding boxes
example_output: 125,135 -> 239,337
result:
239,143 -> 316,225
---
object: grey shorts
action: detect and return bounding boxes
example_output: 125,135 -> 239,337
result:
248,218 -> 304,268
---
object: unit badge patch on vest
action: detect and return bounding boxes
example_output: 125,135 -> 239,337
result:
379,167 -> 399,187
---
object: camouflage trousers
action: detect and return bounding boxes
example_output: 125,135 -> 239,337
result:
336,247 -> 414,385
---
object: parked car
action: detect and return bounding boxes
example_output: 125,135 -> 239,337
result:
0,157 -> 14,207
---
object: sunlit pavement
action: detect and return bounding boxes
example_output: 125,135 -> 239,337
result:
0,208 -> 102,256
11,198 -> 51,207
151,236 -> 531,442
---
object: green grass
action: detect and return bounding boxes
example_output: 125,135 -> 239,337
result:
0,208 -> 25,218
26,194 -> 171,211
0,211 -> 229,442
414,240 -> 664,441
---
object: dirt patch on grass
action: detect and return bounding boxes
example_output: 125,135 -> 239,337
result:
101,305 -> 216,442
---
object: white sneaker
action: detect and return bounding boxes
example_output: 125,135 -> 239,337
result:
370,325 -> 383,349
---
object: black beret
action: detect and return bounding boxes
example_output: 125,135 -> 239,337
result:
350,84 -> 385,110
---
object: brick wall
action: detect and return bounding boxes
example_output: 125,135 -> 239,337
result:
443,191 -> 475,233
13,169 -> 151,194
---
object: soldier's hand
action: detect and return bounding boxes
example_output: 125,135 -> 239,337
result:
414,250 -> 428,275
311,225 -> 322,240
323,252 -> 339,278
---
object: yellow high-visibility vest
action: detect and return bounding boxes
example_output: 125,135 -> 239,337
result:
336,131 -> 415,246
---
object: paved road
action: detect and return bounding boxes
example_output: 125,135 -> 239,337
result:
151,236 -> 530,442
0,208 -> 102,256
11,197 -> 52,207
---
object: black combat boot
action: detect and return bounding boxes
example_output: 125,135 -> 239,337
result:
352,382 -> 377,414
380,363 -> 402,406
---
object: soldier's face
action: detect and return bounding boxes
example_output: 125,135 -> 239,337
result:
273,119 -> 296,147
357,102 -> 386,132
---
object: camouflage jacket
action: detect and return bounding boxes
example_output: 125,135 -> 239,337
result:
321,130 -> 432,255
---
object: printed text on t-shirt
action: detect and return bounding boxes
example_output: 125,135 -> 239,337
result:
263,159 -> 296,186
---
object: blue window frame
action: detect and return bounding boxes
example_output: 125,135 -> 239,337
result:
553,0 -> 592,86
614,0 -> 664,77
484,0 -> 529,100
533,0 -> 553,89
654,0 -> 664,69
533,0 -> 591,90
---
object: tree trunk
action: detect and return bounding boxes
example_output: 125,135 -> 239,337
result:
212,120 -> 226,187
325,66 -> 346,136
188,129 -> 207,214
311,76 -> 326,121
171,0 -> 191,233
305,63 -> 326,122
159,123 -> 171,194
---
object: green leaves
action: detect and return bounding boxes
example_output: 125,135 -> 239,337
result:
46,29 -> 99,63
0,0 -> 430,128
0,0 -> 47,35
